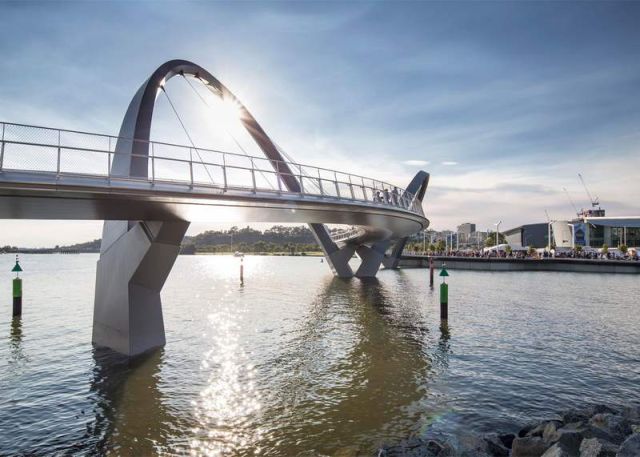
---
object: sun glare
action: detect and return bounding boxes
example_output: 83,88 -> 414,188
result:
203,92 -> 245,135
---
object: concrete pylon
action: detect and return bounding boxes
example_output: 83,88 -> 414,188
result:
382,171 -> 430,270
93,220 -> 189,356
355,242 -> 391,277
309,223 -> 355,278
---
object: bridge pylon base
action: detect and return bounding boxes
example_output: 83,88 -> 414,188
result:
92,220 -> 189,356
355,242 -> 391,278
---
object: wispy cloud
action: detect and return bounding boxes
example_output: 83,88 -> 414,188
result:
403,160 -> 430,166
0,2 -> 639,245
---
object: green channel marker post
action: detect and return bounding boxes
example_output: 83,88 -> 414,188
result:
12,255 -> 23,317
439,264 -> 449,320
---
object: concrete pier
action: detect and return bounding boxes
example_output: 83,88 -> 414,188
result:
398,255 -> 640,274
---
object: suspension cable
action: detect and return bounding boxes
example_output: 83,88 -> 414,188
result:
273,140 -> 322,193
160,85 -> 215,184
182,74 -> 277,190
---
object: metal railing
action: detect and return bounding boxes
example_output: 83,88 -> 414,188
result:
0,121 -> 424,216
331,226 -> 366,242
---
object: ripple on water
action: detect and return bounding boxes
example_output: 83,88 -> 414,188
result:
0,255 -> 639,455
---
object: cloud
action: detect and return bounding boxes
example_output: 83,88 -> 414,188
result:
403,160 -> 430,166
441,161 -> 458,166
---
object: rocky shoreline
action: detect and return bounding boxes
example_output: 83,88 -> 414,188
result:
379,404 -> 640,457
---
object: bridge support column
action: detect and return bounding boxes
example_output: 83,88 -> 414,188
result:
93,220 -> 189,356
309,223 -> 355,278
355,242 -> 391,278
382,238 -> 409,270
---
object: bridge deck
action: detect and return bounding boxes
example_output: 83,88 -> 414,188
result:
0,122 -> 427,241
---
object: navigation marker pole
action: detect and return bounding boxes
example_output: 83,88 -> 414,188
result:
11,255 -> 23,316
429,256 -> 434,288
240,256 -> 244,284
439,264 -> 449,320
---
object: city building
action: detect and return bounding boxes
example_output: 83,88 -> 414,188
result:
503,212 -> 640,250
456,222 -> 476,243
503,223 -> 549,248
573,216 -> 640,247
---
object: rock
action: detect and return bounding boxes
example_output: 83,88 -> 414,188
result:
621,405 -> 640,422
564,409 -> 592,424
424,440 -> 446,455
483,433 -> 510,457
531,421 -> 564,438
498,433 -> 516,449
540,443 -> 571,457
543,422 -> 562,443
379,438 -> 449,457
520,424 -> 538,438
617,433 -> 640,457
512,436 -> 550,457
578,437 -> 618,457
555,430 -> 584,455
560,422 -> 618,445
456,433 -> 493,457
590,414 -> 632,443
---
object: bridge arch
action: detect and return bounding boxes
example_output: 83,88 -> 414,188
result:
90,59 -> 429,355
112,59 -> 300,193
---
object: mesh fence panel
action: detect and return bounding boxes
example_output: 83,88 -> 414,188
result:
192,163 -> 224,186
226,167 -> 254,189
60,148 -> 109,176
4,124 -> 58,146
60,131 -> 111,153
2,143 -> 58,172
153,157 -> 191,182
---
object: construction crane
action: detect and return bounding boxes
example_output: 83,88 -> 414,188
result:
562,187 -> 580,217
578,173 -> 600,208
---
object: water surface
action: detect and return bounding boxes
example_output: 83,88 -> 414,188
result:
0,255 -> 638,455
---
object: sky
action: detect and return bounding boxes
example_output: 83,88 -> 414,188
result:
1,1 -> 639,247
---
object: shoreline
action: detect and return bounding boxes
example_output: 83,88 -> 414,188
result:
380,403 -> 640,456
398,256 -> 640,274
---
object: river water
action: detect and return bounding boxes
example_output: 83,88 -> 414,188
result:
0,254 -> 638,456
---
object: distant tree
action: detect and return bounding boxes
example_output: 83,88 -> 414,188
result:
601,244 -> 609,254
575,245 -> 582,253
484,232 -> 505,247
180,243 -> 196,255
435,240 -> 445,252
619,244 -> 628,254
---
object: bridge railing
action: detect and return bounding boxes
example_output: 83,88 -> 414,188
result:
0,121 -> 424,216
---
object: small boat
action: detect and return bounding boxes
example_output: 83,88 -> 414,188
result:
234,251 -> 244,257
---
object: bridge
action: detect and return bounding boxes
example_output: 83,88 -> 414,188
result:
0,60 -> 429,355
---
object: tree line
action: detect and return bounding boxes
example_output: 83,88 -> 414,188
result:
1,225 -> 325,255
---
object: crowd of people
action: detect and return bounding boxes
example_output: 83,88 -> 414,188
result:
373,187 -> 405,207
406,247 -> 640,261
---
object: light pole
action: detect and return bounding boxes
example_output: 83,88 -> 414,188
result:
494,221 -> 502,249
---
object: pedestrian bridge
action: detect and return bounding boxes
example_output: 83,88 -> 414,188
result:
0,59 -> 429,355
0,122 -> 426,239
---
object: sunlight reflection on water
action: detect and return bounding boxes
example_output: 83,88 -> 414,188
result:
0,255 -> 639,456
